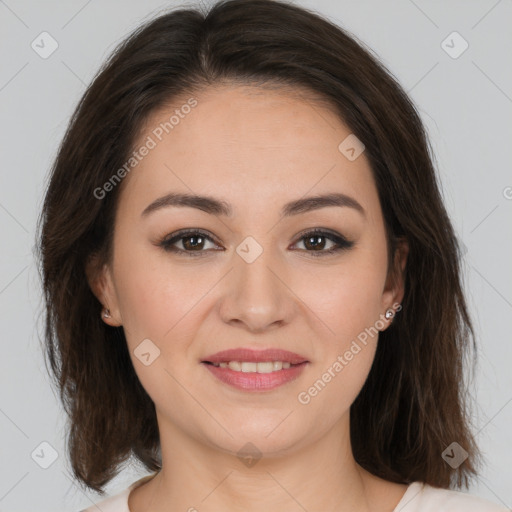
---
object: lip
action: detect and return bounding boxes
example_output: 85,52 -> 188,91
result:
201,348 -> 309,365
202,361 -> 309,391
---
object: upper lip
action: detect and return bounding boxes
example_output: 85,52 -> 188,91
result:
202,348 -> 309,365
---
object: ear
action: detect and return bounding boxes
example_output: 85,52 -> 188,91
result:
380,237 -> 408,328
85,253 -> 122,326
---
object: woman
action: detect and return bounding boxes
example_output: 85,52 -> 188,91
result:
37,0 -> 508,510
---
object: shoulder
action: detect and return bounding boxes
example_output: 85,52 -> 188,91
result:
78,487 -> 130,512
77,472 -> 158,512
397,481 -> 510,512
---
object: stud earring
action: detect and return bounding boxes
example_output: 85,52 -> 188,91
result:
102,308 -> 111,319
385,309 -> 394,320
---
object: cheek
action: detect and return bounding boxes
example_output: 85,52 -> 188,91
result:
111,243 -> 182,341
112,242 -> 220,357
300,260 -> 386,339
297,280 -> 381,417
299,340 -> 377,424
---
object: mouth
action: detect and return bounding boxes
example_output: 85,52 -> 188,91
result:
200,348 -> 309,391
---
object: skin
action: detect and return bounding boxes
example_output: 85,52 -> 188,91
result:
88,84 -> 409,512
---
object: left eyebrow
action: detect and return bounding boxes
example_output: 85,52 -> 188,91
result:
141,192 -> 366,219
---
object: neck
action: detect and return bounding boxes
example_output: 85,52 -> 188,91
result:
129,413 -> 405,512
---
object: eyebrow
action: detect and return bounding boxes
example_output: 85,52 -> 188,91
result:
141,192 -> 365,218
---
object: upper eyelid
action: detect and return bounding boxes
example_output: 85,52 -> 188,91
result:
161,228 -> 350,248
162,229 -> 218,244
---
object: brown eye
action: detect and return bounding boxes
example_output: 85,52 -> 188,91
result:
292,229 -> 354,257
302,233 -> 331,251
158,228 -> 354,258
159,230 -> 221,257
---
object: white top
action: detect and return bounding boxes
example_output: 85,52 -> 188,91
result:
79,473 -> 509,511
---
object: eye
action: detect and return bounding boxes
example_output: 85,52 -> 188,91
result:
157,228 -> 354,258
291,228 -> 354,257
158,229 -> 221,257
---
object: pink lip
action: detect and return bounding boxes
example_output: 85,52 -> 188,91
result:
202,361 -> 309,391
202,348 -> 308,365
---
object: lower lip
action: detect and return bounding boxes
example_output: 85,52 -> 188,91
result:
202,362 -> 308,391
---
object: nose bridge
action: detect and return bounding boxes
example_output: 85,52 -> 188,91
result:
219,234 -> 293,331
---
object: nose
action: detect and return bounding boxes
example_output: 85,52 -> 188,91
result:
218,243 -> 296,333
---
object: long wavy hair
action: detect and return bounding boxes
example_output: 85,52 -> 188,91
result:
36,0 -> 481,495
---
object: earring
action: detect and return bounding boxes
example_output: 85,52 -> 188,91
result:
102,308 -> 111,319
385,309 -> 394,320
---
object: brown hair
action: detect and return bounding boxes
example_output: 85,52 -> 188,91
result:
37,0 -> 481,495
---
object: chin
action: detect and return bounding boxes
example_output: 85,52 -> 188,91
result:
206,419 -> 306,457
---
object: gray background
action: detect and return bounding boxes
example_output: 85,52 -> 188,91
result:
1,0 -> 511,510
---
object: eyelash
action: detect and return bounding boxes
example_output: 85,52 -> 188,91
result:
157,228 -> 354,258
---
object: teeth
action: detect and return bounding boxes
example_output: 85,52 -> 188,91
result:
213,361 -> 294,373
228,361 -> 241,371
241,362 -> 258,373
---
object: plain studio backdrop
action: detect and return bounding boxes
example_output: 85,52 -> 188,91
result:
0,1 -> 511,511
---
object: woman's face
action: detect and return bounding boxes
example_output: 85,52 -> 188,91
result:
91,84 -> 406,456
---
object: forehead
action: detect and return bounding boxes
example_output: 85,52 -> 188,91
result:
118,84 -> 379,219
